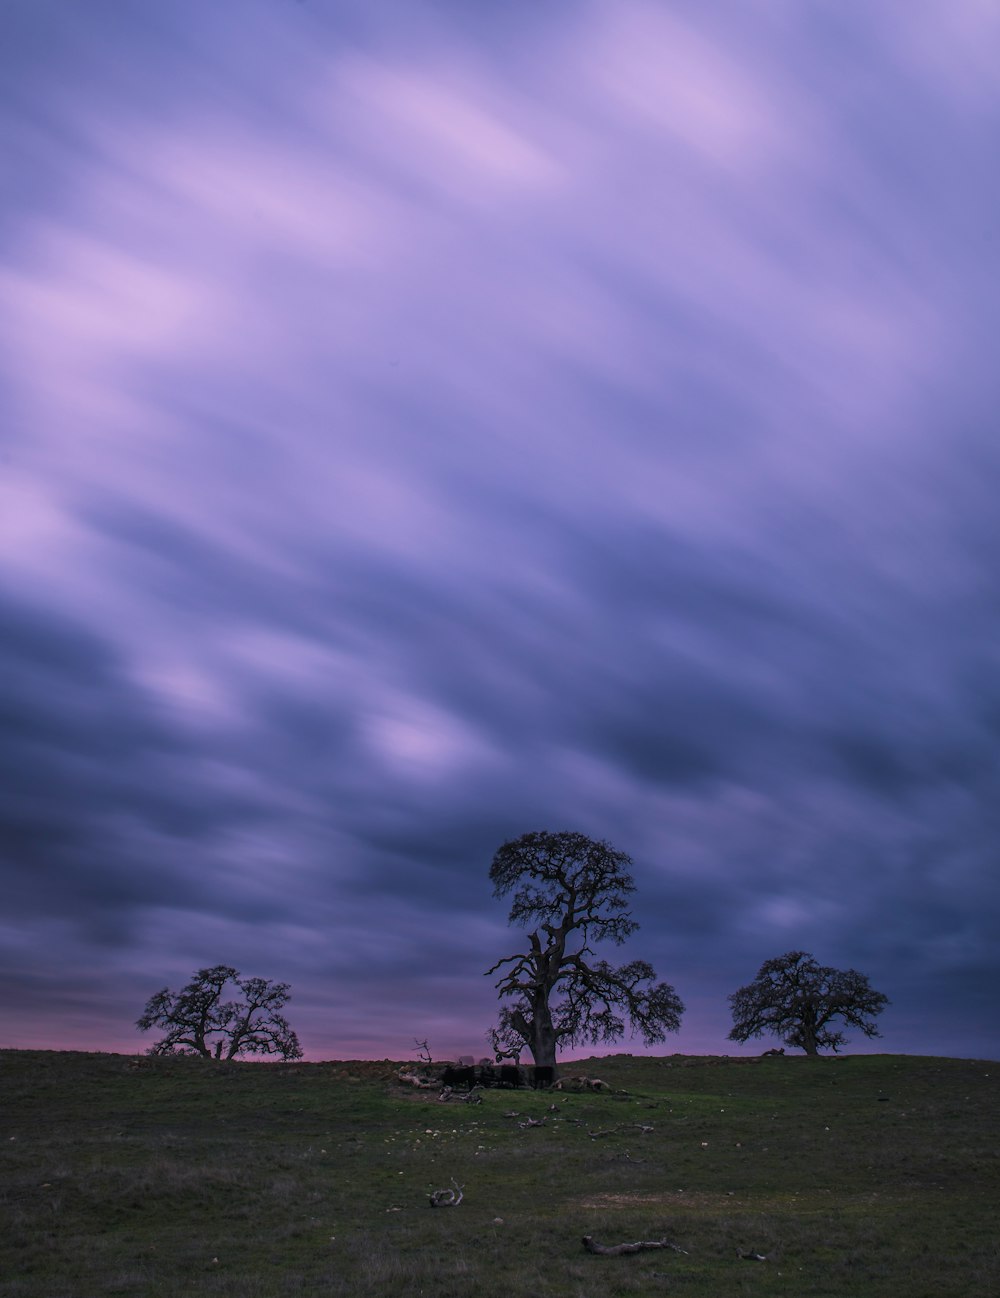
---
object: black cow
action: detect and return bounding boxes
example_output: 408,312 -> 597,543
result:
440,1065 -> 477,1090
532,1065 -> 554,1089
498,1064 -> 522,1088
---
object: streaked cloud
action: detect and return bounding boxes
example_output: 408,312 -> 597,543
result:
1,0 -> 998,1061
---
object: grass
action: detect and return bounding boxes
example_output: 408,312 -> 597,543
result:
1,1049 -> 997,1296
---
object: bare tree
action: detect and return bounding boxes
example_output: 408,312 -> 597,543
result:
728,950 -> 889,1056
485,830 -> 683,1076
136,965 -> 303,1060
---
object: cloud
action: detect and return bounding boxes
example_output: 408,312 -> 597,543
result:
0,0 -> 998,1060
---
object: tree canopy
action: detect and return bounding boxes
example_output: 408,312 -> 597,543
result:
136,965 -> 303,1060
486,830 -> 683,1073
728,950 -> 889,1056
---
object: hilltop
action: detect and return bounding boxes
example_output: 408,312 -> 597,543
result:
1,1049 -> 996,1297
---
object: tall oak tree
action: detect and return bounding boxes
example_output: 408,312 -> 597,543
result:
486,830 -> 683,1074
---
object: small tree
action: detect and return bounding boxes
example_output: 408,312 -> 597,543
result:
485,830 -> 684,1075
728,950 -> 888,1056
136,965 -> 303,1060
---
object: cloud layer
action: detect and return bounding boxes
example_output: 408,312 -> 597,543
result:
2,0 -> 998,1061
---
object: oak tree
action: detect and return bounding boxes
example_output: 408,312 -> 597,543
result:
136,964 -> 303,1060
728,950 -> 888,1056
485,830 -> 683,1075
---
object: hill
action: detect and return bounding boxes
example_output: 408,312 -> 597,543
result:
1,1049 -> 996,1296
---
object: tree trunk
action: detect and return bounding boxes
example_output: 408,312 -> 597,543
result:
800,1027 -> 819,1056
527,998 -> 559,1077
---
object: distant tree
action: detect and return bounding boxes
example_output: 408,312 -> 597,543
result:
485,830 -> 684,1076
136,965 -> 303,1060
728,950 -> 889,1056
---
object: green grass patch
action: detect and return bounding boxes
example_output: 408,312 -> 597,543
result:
1,1050 -> 997,1296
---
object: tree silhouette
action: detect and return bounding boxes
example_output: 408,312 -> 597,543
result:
136,965 -> 303,1060
485,830 -> 683,1075
728,950 -> 889,1056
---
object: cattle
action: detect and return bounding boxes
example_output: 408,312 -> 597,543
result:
440,1064 -> 477,1090
438,1062 -> 559,1090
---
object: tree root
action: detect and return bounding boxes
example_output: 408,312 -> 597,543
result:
582,1236 -> 688,1256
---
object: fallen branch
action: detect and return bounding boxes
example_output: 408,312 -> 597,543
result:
437,1085 -> 484,1104
429,1180 -> 464,1208
583,1236 -> 688,1257
397,1071 -> 439,1089
554,1075 -> 611,1093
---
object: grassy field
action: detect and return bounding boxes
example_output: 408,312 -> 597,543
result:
1,1049 -> 997,1297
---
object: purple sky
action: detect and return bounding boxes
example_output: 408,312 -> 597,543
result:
2,0 -> 999,1063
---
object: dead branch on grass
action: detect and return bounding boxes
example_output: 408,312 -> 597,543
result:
553,1075 -> 611,1092
428,1180 -> 464,1208
437,1085 -> 483,1104
397,1070 -> 439,1089
582,1236 -> 688,1257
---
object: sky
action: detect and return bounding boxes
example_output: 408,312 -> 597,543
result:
2,0 -> 999,1064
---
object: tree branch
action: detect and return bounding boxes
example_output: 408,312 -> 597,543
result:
582,1236 -> 688,1256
